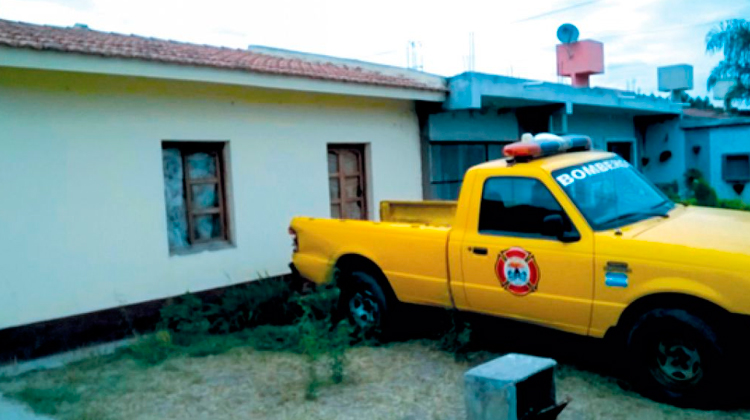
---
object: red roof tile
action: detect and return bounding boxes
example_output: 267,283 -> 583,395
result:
683,108 -> 733,119
0,19 -> 445,92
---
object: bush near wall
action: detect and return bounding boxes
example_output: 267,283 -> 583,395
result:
655,181 -> 680,202
681,169 -> 749,211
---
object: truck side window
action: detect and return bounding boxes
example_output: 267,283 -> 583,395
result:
478,177 -> 575,239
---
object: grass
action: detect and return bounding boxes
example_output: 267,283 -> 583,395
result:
6,385 -> 80,415
3,282 -> 749,419
3,340 -> 750,420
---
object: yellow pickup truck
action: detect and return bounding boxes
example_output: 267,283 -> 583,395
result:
289,134 -> 750,407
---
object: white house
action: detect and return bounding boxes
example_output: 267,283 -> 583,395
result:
0,19 -> 446,336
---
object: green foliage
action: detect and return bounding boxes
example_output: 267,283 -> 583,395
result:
718,198 -> 750,211
9,385 -> 80,415
706,19 -> 750,107
693,179 -> 719,207
121,277 -> 358,401
120,332 -> 176,366
158,293 -> 211,335
655,181 -> 680,201
240,324 -> 303,352
157,278 -> 298,338
329,321 -> 353,384
293,286 -> 356,399
438,310 -> 472,361
683,168 -> 749,210
211,278 -> 297,333
676,91 -> 722,111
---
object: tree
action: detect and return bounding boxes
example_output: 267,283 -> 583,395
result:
706,19 -> 750,107
677,91 -> 719,111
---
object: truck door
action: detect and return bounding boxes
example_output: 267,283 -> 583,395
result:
460,176 -> 594,335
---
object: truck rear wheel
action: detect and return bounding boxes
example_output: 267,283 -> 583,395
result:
626,308 -> 726,408
338,271 -> 389,336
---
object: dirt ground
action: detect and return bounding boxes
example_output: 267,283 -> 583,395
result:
1,338 -> 749,420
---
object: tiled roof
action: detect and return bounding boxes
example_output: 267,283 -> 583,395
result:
683,108 -> 733,119
0,19 -> 445,92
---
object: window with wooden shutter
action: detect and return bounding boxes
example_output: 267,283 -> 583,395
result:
162,142 -> 230,252
327,145 -> 368,220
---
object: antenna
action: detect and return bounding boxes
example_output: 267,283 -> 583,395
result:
556,23 -> 580,44
406,41 -> 423,71
463,32 -> 476,72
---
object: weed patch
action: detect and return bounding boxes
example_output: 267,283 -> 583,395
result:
682,169 -> 749,210
437,310 -> 473,361
9,385 -> 80,415
120,277 -> 359,402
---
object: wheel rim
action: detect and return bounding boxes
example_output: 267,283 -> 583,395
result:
348,291 -> 380,330
652,339 -> 703,386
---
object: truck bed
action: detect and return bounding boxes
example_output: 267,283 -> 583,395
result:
379,200 -> 456,227
290,213 -> 453,308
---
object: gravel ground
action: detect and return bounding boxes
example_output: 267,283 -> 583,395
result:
1,339 -> 749,420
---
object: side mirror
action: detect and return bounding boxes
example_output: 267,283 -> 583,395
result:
542,214 -> 580,243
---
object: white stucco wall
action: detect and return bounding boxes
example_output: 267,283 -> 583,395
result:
0,68 -> 423,329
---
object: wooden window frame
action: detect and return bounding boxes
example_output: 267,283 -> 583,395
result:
164,141 -> 230,249
328,144 -> 368,220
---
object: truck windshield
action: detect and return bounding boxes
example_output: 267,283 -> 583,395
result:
552,157 -> 674,231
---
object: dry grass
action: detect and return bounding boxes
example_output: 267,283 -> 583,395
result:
1,340 -> 749,420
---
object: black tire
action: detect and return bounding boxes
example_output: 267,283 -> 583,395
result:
626,308 -> 727,408
337,270 -> 390,337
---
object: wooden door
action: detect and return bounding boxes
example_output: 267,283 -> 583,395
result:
328,145 -> 368,219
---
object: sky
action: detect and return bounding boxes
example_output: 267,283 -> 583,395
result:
0,0 -> 748,100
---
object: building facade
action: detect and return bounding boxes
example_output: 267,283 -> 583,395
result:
0,19 -> 445,332
681,118 -> 750,202
420,72 -> 683,200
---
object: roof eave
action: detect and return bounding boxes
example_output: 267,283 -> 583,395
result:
681,118 -> 750,130
444,72 -> 682,116
0,46 -> 447,102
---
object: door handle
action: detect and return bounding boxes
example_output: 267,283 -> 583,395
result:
605,261 -> 631,273
470,247 -> 488,255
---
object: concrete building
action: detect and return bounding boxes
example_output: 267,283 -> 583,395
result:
635,107 -> 750,201
681,117 -> 750,201
420,73 -> 682,199
0,19 -> 445,336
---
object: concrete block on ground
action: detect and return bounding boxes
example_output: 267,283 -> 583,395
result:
464,353 -> 557,420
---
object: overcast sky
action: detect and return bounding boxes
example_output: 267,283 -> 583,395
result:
1,0 -> 748,99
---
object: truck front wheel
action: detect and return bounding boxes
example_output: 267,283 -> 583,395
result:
338,271 -> 389,335
626,308 -> 726,408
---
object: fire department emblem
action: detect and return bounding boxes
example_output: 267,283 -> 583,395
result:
495,247 -> 540,296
